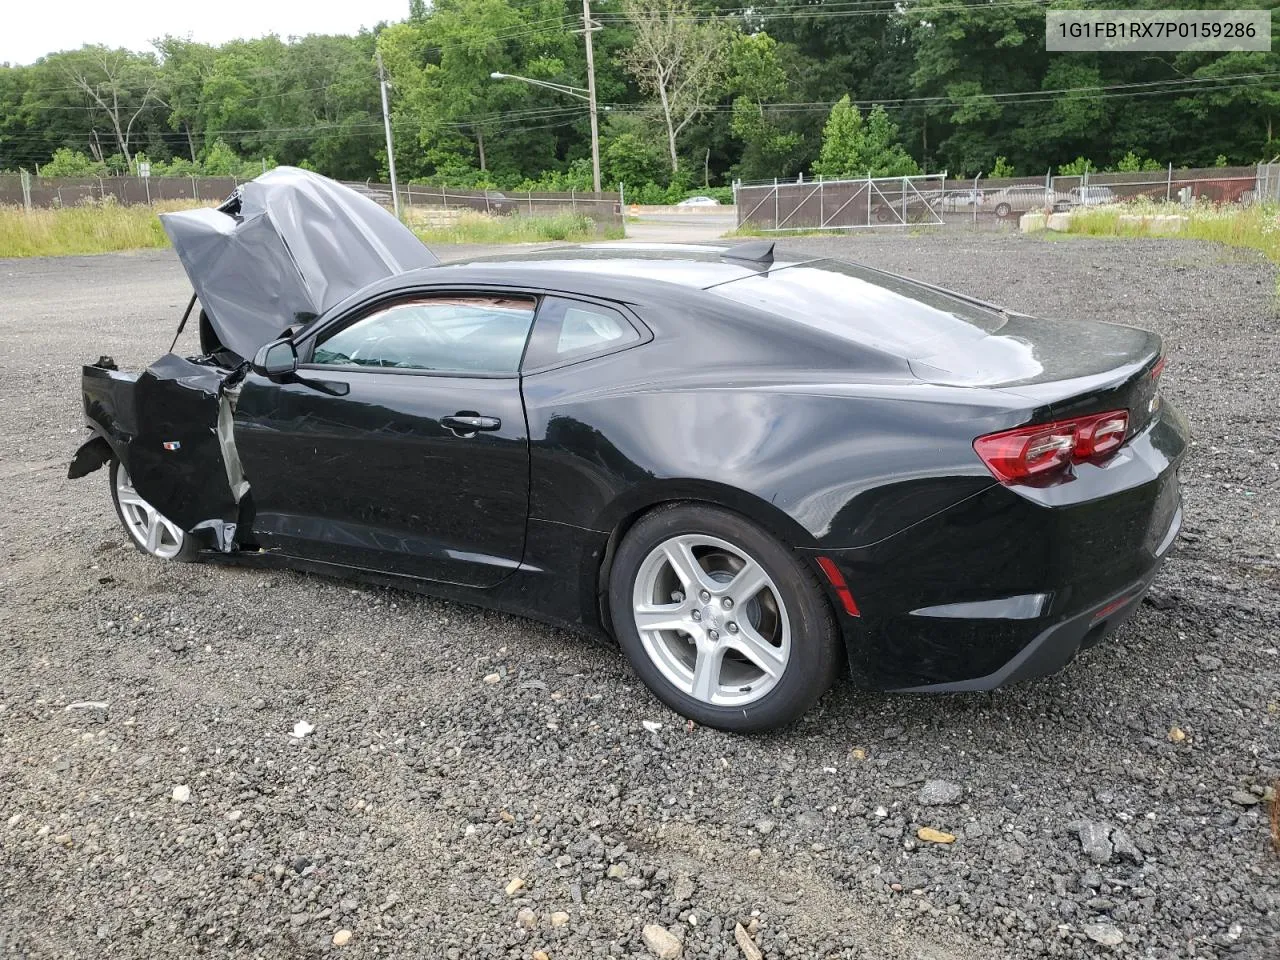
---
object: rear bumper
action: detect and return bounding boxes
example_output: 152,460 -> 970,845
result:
809,401 -> 1187,691
888,502 -> 1179,692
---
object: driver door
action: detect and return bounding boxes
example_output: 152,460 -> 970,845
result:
232,292 -> 536,588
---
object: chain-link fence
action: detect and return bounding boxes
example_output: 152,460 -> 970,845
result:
0,173 -> 625,234
0,173 -> 242,208
736,174 -> 949,231
736,164 -> 1277,233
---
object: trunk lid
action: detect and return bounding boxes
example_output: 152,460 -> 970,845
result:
908,311 -> 1160,392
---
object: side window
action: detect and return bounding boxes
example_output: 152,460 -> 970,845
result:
310,295 -> 536,374
524,297 -> 640,369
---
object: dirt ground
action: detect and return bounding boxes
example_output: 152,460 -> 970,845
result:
0,234 -> 1276,959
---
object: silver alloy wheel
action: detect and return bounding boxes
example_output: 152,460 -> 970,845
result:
631,533 -> 791,707
115,465 -> 187,559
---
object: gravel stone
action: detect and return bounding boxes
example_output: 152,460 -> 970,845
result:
642,924 -> 682,959
1110,827 -> 1143,864
1074,820 -> 1114,864
672,874 -> 695,902
734,922 -> 764,960
1083,922 -> 1125,946
917,779 -> 962,805
1,238 -> 1278,959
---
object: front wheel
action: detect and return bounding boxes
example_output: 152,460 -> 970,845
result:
608,504 -> 841,733
109,459 -> 198,561
994,201 -> 1012,218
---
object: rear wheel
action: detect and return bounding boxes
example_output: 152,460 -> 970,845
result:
109,459 -> 198,561
994,201 -> 1012,219
609,503 -> 840,732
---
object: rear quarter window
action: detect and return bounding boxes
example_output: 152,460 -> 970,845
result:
523,297 -> 641,369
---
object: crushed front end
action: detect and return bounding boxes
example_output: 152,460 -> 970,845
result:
70,354 -> 248,553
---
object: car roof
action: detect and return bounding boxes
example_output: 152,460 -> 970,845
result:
388,243 -> 821,292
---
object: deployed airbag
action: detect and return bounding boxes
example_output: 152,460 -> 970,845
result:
160,167 -> 438,361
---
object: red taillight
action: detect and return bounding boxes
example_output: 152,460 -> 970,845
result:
974,409 -> 1130,485
1077,412 -> 1129,458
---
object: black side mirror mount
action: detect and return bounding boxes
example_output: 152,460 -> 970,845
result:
251,338 -> 298,381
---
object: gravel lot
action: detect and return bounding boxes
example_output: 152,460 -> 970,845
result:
1,233 -> 1277,960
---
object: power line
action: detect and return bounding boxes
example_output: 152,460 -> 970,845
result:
3,71 -> 1273,147
604,71 -> 1280,114
0,106 -> 592,146
596,0 -> 1058,21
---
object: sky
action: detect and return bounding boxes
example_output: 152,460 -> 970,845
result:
2,0 -> 413,66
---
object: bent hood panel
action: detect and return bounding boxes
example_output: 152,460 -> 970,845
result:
161,167 -> 437,361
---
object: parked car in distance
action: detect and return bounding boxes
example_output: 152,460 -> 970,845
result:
1053,186 -> 1117,211
483,190 -> 515,215
676,196 -> 721,207
942,189 -> 984,212
70,168 -> 1187,733
986,185 -> 1055,219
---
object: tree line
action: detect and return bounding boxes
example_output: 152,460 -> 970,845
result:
2,0 -> 1278,197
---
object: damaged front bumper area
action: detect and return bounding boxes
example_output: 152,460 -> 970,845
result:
69,354 -> 249,553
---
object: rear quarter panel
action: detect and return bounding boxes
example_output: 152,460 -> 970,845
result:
522,351 -> 1017,549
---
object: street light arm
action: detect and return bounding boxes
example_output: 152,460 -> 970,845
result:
489,72 -> 591,101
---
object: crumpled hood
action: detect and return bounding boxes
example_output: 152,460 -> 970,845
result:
160,167 -> 438,361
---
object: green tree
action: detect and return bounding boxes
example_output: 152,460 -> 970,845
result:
379,0 -> 579,183
602,131 -> 667,188
813,97 -> 919,179
727,32 -> 804,181
39,148 -> 105,176
1114,151 -> 1161,173
155,38 -> 216,162
990,155 -> 1015,178
56,46 -> 162,167
620,0 -> 734,173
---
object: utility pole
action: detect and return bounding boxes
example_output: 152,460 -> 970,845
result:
582,0 -> 602,194
377,50 -> 402,219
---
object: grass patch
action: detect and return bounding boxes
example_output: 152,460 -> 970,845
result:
1067,200 -> 1280,263
0,200 -> 206,258
408,211 -> 620,245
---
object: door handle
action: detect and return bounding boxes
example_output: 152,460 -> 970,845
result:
442,413 -> 501,437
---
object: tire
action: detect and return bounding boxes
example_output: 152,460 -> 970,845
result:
109,459 -> 199,562
994,202 -> 1012,219
608,503 -> 841,733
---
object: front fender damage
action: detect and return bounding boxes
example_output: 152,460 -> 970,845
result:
71,353 -> 252,554
68,435 -> 114,479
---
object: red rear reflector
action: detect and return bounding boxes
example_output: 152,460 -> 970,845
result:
815,556 -> 861,617
974,409 -> 1130,485
1150,356 -> 1167,381
1091,594 -> 1132,622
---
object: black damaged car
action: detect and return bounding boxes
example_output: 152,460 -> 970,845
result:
69,168 -> 1187,732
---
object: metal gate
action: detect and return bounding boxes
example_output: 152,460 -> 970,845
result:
734,174 -> 947,232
